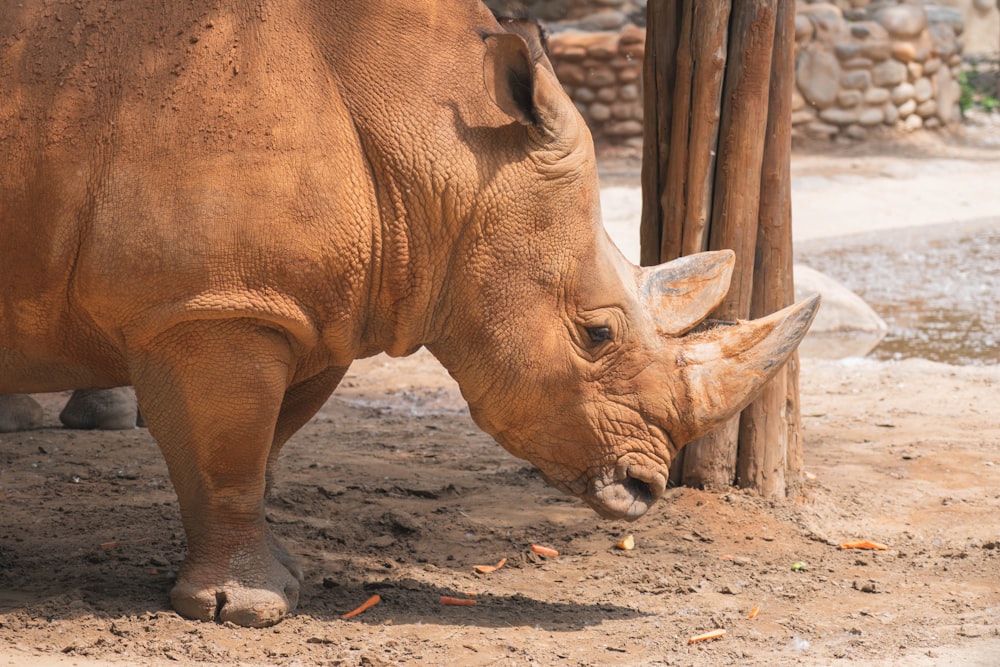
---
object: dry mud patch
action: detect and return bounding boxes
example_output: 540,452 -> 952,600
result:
1,351 -> 999,666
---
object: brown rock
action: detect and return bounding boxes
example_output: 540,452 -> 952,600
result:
838,89 -> 863,108
619,24 -> 645,47
864,87 -> 890,105
891,41 -> 917,63
871,59 -> 907,87
841,69 -> 871,90
916,99 -> 938,118
796,44 -> 842,109
555,63 -> 587,86
604,120 -> 643,136
585,66 -> 616,88
842,56 -> 875,70
589,102 -> 612,122
875,6 -> 928,39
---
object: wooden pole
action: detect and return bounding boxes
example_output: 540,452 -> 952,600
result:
641,0 -> 803,494
640,1 -> 682,268
658,0 -> 695,262
680,2 -> 730,257
736,0 -> 796,498
641,3 -> 731,263
641,1 -> 732,486
679,0 -> 778,490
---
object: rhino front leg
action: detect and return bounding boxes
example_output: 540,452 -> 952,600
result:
266,366 -> 346,494
129,319 -> 304,627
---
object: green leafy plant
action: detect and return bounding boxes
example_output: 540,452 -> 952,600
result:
959,70 -> 1000,114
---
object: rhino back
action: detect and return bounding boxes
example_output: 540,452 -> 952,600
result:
1,1 -> 388,386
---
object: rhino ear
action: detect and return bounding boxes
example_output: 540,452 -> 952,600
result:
492,15 -> 555,75
483,32 -> 566,136
483,32 -> 536,125
639,250 -> 735,337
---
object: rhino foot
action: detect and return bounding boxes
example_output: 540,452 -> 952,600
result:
59,387 -> 140,430
171,534 -> 303,627
0,394 -> 45,432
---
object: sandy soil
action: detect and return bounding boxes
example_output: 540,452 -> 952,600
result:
2,125 -> 999,666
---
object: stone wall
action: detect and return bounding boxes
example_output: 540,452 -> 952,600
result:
793,2 -> 965,140
487,0 -> 646,25
492,1 -> 972,145
548,26 -> 646,147
946,0 -> 1000,57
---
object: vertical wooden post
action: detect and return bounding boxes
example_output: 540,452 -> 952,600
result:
641,0 -> 803,496
641,1 -> 733,486
737,0 -> 796,498
680,0 -> 778,490
640,1 -> 681,268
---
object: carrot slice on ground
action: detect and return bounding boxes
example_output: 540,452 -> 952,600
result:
615,535 -> 635,551
473,557 -> 508,574
840,540 -> 888,550
688,629 -> 726,644
748,604 -> 761,619
341,594 -> 381,619
530,544 -> 559,557
440,596 -> 477,606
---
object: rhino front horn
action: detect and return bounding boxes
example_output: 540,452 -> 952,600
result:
673,294 -> 821,445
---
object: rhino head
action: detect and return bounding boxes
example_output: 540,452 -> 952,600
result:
423,26 -> 819,521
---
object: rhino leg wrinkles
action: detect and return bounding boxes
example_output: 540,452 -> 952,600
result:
128,318 -> 305,627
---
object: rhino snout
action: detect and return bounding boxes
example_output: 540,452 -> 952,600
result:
588,458 -> 668,521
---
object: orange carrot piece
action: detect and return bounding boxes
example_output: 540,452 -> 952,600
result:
440,596 -> 477,606
688,629 -> 726,644
840,540 -> 888,550
473,557 -> 508,574
341,594 -> 381,619
531,544 -> 559,557
615,535 -> 635,551
748,604 -> 760,619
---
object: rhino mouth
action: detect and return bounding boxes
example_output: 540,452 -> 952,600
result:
584,459 -> 668,521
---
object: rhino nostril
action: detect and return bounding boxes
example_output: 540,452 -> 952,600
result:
623,474 -> 655,506
589,463 -> 668,520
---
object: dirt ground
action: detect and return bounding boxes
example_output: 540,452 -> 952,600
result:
2,126 -> 1000,666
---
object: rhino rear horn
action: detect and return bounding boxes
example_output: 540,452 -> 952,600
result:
639,250 -> 735,337
673,294 -> 821,445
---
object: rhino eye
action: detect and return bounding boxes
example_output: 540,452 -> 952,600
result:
586,326 -> 613,344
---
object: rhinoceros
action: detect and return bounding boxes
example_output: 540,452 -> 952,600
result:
0,1 -> 818,626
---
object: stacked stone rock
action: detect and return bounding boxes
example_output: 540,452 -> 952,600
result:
495,0 -> 647,25
794,2 -> 965,140
537,1 -> 965,145
548,25 -> 646,146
